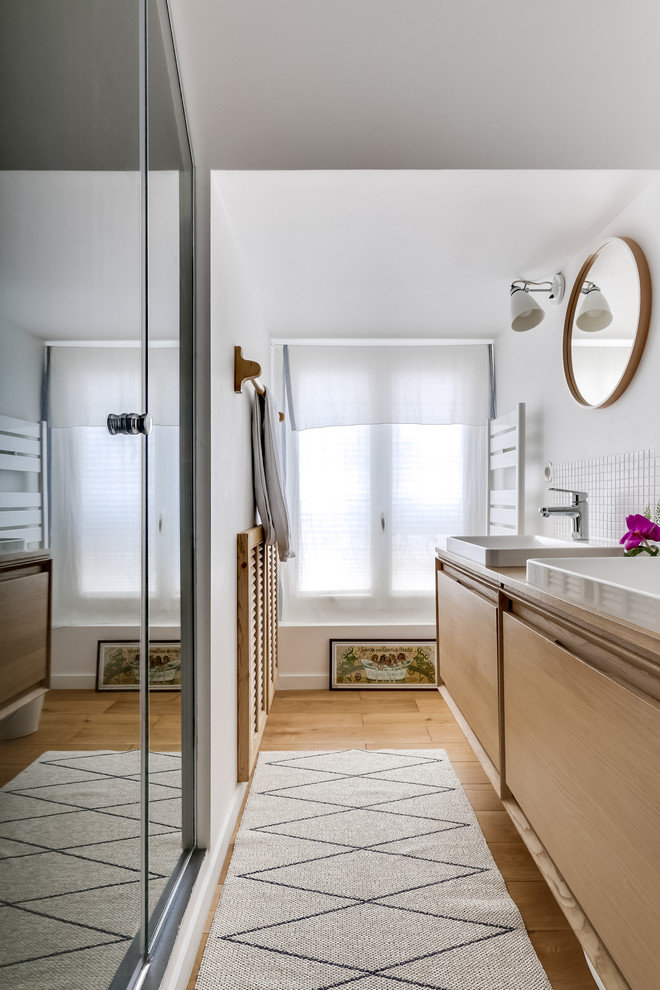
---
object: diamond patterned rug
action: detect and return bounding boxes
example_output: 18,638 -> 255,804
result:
0,750 -> 182,990
196,749 -> 553,990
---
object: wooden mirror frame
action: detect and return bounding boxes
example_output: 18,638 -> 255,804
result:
563,236 -> 652,408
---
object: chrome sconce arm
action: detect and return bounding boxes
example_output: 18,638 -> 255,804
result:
510,273 -> 566,332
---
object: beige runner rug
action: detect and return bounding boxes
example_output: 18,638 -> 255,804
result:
196,749 -> 552,989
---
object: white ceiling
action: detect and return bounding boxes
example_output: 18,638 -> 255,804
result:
175,1 -> 660,339
171,0 -> 660,169
213,170 -> 658,337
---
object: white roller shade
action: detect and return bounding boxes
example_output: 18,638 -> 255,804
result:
284,344 -> 491,430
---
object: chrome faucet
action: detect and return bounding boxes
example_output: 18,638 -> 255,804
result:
539,487 -> 589,541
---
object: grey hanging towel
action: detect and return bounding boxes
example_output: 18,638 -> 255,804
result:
251,387 -> 294,562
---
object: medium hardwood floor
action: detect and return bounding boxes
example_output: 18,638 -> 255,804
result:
187,688 -> 597,990
0,688 -> 596,988
0,689 -> 182,786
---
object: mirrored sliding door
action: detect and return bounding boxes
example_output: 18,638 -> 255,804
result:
0,2 -> 196,988
144,0 -> 195,952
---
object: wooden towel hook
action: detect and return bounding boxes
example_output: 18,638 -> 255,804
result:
234,345 -> 285,422
234,346 -> 265,395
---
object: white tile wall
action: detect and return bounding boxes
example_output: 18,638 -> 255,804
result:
549,448 -> 660,542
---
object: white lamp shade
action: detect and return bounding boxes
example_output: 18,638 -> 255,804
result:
510,287 -> 544,332
576,288 -> 613,332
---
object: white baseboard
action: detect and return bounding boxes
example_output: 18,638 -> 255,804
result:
49,673 -> 97,690
160,782 -> 247,990
277,672 -> 329,690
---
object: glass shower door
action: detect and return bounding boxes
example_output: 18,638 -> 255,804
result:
0,2 -> 146,988
144,0 -> 195,949
1,2 -> 196,986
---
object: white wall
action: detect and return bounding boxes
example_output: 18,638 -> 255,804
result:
0,320 -> 42,422
279,623 -> 435,689
495,177 -> 660,533
206,172 -> 271,839
50,626 -> 180,689
158,173 -> 272,989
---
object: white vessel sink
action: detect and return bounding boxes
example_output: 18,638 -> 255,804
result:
444,535 -> 621,568
527,556 -> 660,634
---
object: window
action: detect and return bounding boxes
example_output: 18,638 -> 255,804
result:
48,346 -> 180,625
282,422 -> 486,623
278,341 -> 491,624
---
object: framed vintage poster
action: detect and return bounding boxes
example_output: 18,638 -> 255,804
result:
330,639 -> 438,690
96,641 -> 181,691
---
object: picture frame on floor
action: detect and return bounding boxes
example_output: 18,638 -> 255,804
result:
329,639 -> 438,690
96,641 -> 182,691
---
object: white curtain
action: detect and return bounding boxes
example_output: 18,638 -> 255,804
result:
277,343 -> 490,624
284,344 -> 491,430
49,346 -> 179,626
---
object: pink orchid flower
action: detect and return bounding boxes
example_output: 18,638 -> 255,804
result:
619,513 -> 660,551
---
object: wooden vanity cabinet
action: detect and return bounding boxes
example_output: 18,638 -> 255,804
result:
435,548 -> 660,990
503,610 -> 660,990
435,561 -> 501,778
0,553 -> 51,713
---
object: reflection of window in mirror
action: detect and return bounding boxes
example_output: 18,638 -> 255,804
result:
563,237 -> 651,408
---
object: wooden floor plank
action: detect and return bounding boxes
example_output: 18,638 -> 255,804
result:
474,810 -> 523,843
0,764 -> 27,786
529,931 -> 596,987
506,881 -> 572,931
266,712 -> 364,728
461,783 -> 503,810
42,697 -> 117,713
488,842 -> 544,881
357,690 -> 434,703
269,699 -> 371,715
362,716 -> 467,740
451,761 -> 491,784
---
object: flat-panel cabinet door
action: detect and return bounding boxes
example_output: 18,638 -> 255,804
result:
436,569 -> 500,769
0,567 -> 49,706
503,611 -> 660,990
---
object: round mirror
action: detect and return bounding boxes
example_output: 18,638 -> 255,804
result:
563,237 -> 651,407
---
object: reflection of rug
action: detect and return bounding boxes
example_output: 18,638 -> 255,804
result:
0,750 -> 182,990
196,749 -> 552,990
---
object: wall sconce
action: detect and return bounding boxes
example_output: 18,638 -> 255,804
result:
575,282 -> 613,332
510,274 -> 565,332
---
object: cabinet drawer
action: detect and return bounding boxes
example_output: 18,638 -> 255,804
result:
436,570 -> 499,768
0,571 -> 49,707
503,611 -> 660,990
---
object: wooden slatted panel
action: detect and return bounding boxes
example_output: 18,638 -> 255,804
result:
237,527 -> 279,782
265,544 -> 279,711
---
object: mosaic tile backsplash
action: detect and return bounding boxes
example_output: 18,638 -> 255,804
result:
549,448 -> 660,542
